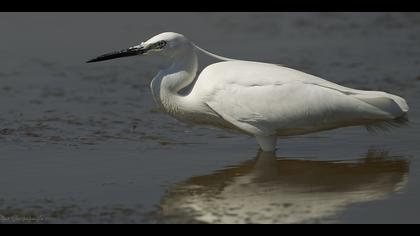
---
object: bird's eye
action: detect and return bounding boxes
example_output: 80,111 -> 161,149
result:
157,41 -> 167,48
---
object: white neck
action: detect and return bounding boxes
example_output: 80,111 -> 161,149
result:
150,44 -> 199,118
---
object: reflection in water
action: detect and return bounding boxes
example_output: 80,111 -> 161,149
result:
157,150 -> 409,223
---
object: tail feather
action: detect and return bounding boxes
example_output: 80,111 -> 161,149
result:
354,93 -> 408,118
365,113 -> 409,134
352,91 -> 409,134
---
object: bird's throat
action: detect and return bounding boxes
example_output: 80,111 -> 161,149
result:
150,47 -> 199,118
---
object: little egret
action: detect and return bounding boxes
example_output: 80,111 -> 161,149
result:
87,32 -> 409,151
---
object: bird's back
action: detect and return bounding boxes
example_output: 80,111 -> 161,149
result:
192,61 -> 408,136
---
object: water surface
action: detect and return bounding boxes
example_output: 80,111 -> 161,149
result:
0,12 -> 419,223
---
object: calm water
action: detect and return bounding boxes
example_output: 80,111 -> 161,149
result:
0,12 -> 420,223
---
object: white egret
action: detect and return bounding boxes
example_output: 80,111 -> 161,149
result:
87,32 -> 409,151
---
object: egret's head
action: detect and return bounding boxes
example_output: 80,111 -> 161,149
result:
87,32 -> 191,63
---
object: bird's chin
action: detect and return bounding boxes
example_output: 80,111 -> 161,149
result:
141,50 -> 151,55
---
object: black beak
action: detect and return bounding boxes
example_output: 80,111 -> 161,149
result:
86,45 -> 146,63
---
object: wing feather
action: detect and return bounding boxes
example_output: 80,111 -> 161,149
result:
196,61 -> 408,135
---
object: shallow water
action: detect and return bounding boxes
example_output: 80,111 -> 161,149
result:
1,12 -> 420,223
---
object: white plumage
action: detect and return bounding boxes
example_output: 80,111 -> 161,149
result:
88,32 -> 409,151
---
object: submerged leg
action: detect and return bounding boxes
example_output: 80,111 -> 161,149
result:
255,135 -> 277,152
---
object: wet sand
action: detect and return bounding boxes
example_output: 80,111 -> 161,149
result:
0,12 -> 420,223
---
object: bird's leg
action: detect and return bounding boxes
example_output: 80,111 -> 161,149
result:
255,135 -> 277,152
